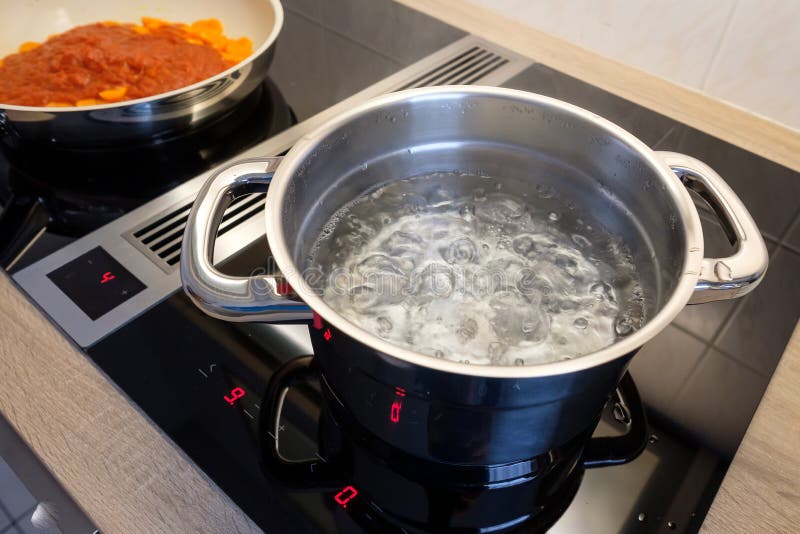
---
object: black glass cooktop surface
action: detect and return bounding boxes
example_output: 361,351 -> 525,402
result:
5,0 -> 800,532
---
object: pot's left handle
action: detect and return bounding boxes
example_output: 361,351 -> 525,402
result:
180,157 -> 313,322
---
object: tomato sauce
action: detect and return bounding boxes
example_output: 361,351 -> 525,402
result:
0,18 -> 253,107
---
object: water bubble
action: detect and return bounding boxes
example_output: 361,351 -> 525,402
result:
512,234 -> 550,259
667,521 -> 676,530
481,243 -> 490,253
522,321 -> 537,334
477,197 -> 524,221
457,317 -> 478,342
443,237 -> 478,265
357,254 -> 411,276
459,204 -> 475,219
377,316 -> 393,334
648,434 -> 659,444
555,254 -> 579,277
574,317 -> 589,330
473,188 -> 487,201
590,281 -> 616,303
514,358 -> 525,366
548,211 -> 560,222
382,231 -> 424,257
414,263 -> 455,299
349,285 -> 378,311
572,234 -> 591,249
535,184 -> 555,198
637,513 -> 647,523
614,314 -> 636,336
461,359 -> 471,365
488,342 -> 508,363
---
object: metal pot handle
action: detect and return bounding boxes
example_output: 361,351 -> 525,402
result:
583,372 -> 647,468
180,157 -> 313,322
259,355 -> 347,490
656,151 -> 768,304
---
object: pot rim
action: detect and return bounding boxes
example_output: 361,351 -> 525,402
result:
0,0 -> 284,113
265,85 -> 704,378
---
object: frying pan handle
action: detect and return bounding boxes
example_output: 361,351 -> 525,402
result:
656,151 -> 768,304
583,372 -> 647,468
180,157 -> 312,322
0,195 -> 51,270
260,355 -> 347,490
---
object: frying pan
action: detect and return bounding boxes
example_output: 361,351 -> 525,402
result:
0,0 -> 284,147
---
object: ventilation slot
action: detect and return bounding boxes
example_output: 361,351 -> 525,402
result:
125,193 -> 266,272
397,46 -> 510,90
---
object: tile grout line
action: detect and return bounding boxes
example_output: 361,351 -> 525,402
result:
5,504 -> 37,533
0,498 -> 13,531
775,208 -> 800,256
286,7 -> 407,67
698,203 -> 800,379
699,0 -> 741,91
652,125 -> 677,149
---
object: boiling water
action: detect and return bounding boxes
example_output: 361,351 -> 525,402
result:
307,172 -> 645,365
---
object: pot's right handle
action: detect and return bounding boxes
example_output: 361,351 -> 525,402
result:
656,151 -> 768,304
180,157 -> 313,322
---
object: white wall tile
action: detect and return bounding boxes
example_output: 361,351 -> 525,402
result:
703,0 -> 800,130
467,0 -> 800,130
467,0 -> 737,88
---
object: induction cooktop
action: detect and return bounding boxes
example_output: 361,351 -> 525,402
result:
7,1 -> 800,532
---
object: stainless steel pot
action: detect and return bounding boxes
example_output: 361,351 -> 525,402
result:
181,86 -> 767,465
0,0 -> 283,147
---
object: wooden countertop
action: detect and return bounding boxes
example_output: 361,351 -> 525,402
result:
1,1 -> 798,532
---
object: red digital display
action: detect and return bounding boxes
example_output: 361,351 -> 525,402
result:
394,387 -> 406,397
390,400 -> 403,423
312,312 -> 323,330
224,387 -> 246,406
100,271 -> 116,284
323,328 -> 332,341
334,485 -> 358,508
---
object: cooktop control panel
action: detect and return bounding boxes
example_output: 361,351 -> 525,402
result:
46,247 -> 146,320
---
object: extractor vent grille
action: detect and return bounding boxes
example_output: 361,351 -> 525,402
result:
397,45 -> 511,90
122,36 -> 531,274
124,192 -> 266,273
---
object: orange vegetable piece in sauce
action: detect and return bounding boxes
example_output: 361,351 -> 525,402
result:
99,86 -> 128,101
18,42 -> 40,53
75,98 -> 102,106
189,19 -> 223,42
141,17 -> 169,30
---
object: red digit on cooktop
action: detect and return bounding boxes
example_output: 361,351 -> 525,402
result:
100,271 -> 116,284
224,387 -> 246,406
334,486 -> 358,509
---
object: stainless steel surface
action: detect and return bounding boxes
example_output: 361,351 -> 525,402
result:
257,85 -> 717,379
0,0 -> 283,146
656,151 -> 768,304
12,35 -> 531,347
181,157 -> 312,322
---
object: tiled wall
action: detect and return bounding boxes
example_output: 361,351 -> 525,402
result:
467,0 -> 800,131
